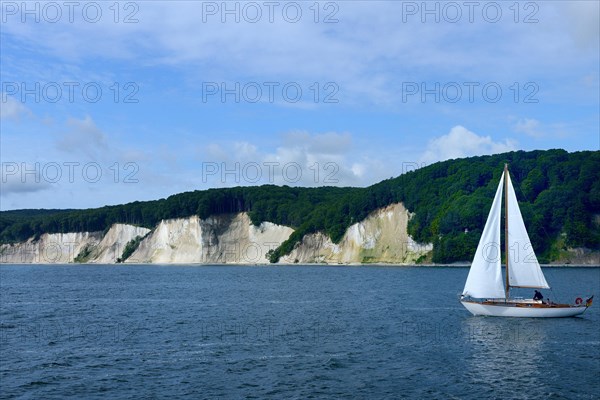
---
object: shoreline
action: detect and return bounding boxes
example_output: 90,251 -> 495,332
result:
1,262 -> 599,267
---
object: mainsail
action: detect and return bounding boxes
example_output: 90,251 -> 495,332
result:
462,173 -> 505,299
505,173 -> 550,289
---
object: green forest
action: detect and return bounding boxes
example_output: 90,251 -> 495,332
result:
1,149 -> 598,263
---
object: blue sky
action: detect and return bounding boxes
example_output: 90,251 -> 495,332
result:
1,1 -> 598,210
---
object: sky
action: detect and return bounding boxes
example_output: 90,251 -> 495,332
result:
1,0 -> 599,210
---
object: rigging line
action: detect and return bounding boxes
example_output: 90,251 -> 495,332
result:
548,285 -> 561,304
549,268 -> 565,303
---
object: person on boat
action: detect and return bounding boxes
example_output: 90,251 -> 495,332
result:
533,290 -> 543,301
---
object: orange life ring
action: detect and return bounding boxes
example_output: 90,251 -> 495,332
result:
575,297 -> 583,305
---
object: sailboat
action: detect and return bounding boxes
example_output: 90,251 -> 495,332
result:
460,164 -> 593,318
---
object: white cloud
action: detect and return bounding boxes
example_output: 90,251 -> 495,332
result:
421,126 -> 517,164
351,163 -> 366,178
0,113 -> 184,210
3,2 -> 597,107
0,96 -> 31,121
281,131 -> 352,155
232,141 -> 259,159
201,128 -> 522,189
514,118 -> 543,138
199,131 -> 367,187
56,115 -> 108,158
0,169 -> 53,196
511,118 -> 574,140
565,2 -> 600,49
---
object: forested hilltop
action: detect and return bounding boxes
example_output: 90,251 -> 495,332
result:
1,149 -> 598,263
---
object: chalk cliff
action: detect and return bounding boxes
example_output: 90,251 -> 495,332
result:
0,224 -> 149,264
281,203 -> 432,264
90,224 -> 151,263
126,213 -> 293,264
0,203 -> 433,264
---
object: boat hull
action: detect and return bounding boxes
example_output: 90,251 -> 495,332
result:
460,300 -> 588,318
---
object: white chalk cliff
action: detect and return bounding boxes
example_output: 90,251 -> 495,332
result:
0,203 -> 433,264
0,224 -> 150,264
281,203 -> 432,264
90,224 -> 152,263
126,213 -> 294,264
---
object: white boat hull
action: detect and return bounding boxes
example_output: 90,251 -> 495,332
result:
461,300 -> 588,318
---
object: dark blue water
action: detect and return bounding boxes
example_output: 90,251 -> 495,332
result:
1,265 -> 598,399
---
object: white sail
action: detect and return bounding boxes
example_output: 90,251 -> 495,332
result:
463,173 -> 506,299
506,173 -> 550,289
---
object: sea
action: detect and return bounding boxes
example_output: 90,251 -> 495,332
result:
1,265 -> 598,399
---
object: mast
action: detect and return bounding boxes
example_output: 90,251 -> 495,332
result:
504,164 -> 510,300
